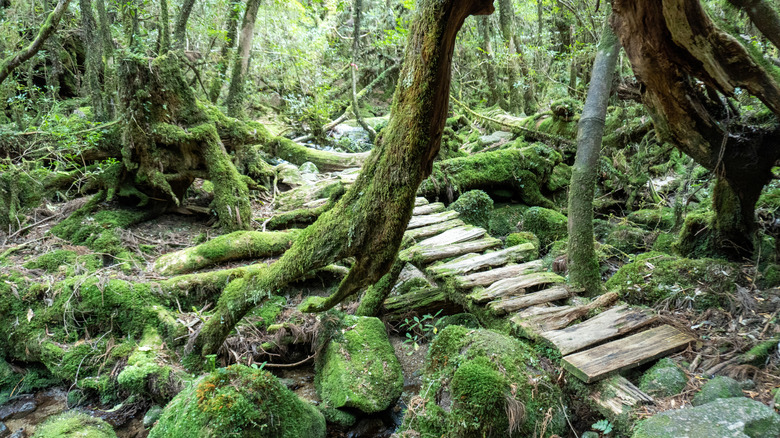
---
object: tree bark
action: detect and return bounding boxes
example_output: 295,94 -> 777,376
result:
225,0 -> 262,118
80,0 -> 107,120
567,18 -> 620,295
173,0 -> 197,47
350,0 -> 377,142
207,1 -> 240,103
187,0 -> 495,362
477,16 -> 504,108
497,0 -> 522,113
727,0 -> 780,51
159,0 -> 171,52
0,0 -> 72,87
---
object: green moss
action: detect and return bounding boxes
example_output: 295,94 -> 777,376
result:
317,405 -> 357,427
24,250 -> 78,272
628,208 -> 675,231
117,328 -> 176,401
638,358 -> 687,398
449,190 -> 493,230
149,365 -> 325,438
604,225 -> 650,254
652,233 -> 677,254
692,376 -> 743,406
488,204 -> 528,237
520,206 -> 567,250
450,356 -> 508,436
546,163 -> 572,192
32,411 -> 117,438
505,232 -> 540,259
605,252 -> 737,310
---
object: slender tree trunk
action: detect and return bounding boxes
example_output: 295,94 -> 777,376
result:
567,17 -> 620,295
207,1 -> 240,103
0,0 -> 72,86
188,0 -> 496,362
350,0 -> 376,142
173,0 -> 197,48
497,0 -> 522,113
80,0 -> 107,120
225,0 -> 261,118
159,0 -> 171,52
477,16 -> 503,107
95,0 -> 114,118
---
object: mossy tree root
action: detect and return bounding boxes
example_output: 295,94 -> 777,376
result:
187,0 -> 496,362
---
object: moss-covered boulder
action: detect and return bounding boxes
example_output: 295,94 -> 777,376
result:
631,397 -> 780,438
627,208 -> 675,231
605,252 -> 738,310
315,315 -> 403,414
692,376 -> 744,406
449,190 -> 494,230
398,326 -> 566,438
605,225 -> 651,254
488,204 -> 527,237
505,232 -> 540,259
148,364 -> 325,438
520,206 -> 567,250
32,411 -> 117,438
116,328 -> 180,402
638,358 -> 687,398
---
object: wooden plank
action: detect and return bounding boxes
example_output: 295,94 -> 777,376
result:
511,292 -> 619,334
487,285 -> 571,315
427,243 -> 535,276
516,304 -> 569,318
455,260 -> 545,288
540,306 -> 657,355
591,376 -> 654,417
405,219 -> 465,241
415,197 -> 429,206
399,237 -> 502,264
406,210 -> 459,229
562,325 -> 695,383
413,202 -> 445,216
470,272 -> 565,303
415,226 -> 486,248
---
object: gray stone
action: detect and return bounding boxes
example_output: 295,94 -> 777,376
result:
692,376 -> 744,406
142,405 -> 163,429
8,428 -> 23,438
631,397 -> 780,438
478,131 -> 512,147
581,432 -> 600,438
0,395 -> 36,421
300,162 -> 319,174
0,422 -> 9,438
276,163 -> 305,187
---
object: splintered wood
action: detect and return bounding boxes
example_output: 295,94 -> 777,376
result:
591,376 -> 654,416
427,243 -> 535,276
469,272 -> 565,304
562,325 -> 694,383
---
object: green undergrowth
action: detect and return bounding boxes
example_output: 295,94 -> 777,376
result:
32,411 -> 117,438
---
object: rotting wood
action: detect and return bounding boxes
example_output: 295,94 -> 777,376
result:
404,219 -> 465,241
406,210 -> 460,229
487,285 -> 570,315
427,243 -> 535,276
562,325 -> 695,383
591,376 -> 654,416
516,304 -> 570,318
413,202 -> 446,216
512,291 -> 619,334
470,271 -> 565,303
415,226 -> 486,248
540,305 -> 657,355
455,260 -> 545,288
399,237 -> 502,264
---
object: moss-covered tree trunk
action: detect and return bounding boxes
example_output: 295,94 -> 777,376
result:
225,0 -> 261,118
727,0 -> 780,51
497,0 -> 522,113
612,0 -> 780,259
173,0 -> 197,47
207,1 -> 240,103
80,0 -> 107,120
188,0 -> 496,361
477,16 -> 503,108
567,18 -> 620,295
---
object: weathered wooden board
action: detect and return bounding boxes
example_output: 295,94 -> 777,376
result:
487,285 -> 570,315
516,304 -> 570,318
405,219 -> 465,241
562,325 -> 695,383
455,260 -> 545,288
406,210 -> 459,229
415,226 -> 486,248
540,306 -> 657,355
591,376 -> 654,416
400,237 -> 502,264
415,197 -> 429,206
413,202 -> 445,216
511,292 -> 619,334
470,272 -> 565,303
427,243 -> 535,276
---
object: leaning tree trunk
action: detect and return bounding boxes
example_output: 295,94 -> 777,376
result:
188,0 -> 496,362
208,1 -> 240,103
567,18 -> 620,295
611,0 -> 780,259
225,0 -> 262,118
727,0 -> 780,51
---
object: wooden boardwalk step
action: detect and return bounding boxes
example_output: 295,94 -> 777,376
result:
470,272 -> 566,303
591,376 -> 654,416
511,292 -> 619,334
455,260 -> 545,288
487,285 -> 571,315
427,243 -> 535,277
407,210 -> 459,229
413,202 -> 445,216
405,219 -> 464,241
562,325 -> 695,383
400,237 -> 502,264
416,226 -> 486,248
540,306 -> 657,355
415,197 -> 429,206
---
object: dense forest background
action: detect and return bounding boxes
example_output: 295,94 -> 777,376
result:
0,0 -> 779,437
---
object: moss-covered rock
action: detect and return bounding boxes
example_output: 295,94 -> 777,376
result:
652,233 -> 677,254
505,232 -> 540,259
631,397 -> 780,438
398,326 -> 566,438
520,206 -> 567,250
638,358 -> 687,398
315,315 -> 402,414
488,204 -> 527,238
32,411 -> 117,438
605,252 -> 738,310
116,328 -> 179,402
627,208 -> 675,231
149,365 -> 325,438
692,376 -> 744,406
605,225 -> 651,255
449,190 -> 493,230
546,162 -> 572,193
759,263 -> 780,289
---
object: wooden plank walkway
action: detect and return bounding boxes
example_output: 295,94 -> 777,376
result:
386,198 -> 697,386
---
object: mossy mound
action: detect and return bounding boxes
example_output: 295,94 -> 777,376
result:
488,204 -> 527,237
638,358 -> 687,398
116,328 -> 180,402
505,232 -> 540,259
692,376 -> 744,406
32,411 -> 117,438
315,315 -> 403,414
520,206 -> 567,250
399,325 -> 566,438
627,208 -> 675,231
449,190 -> 493,230
605,225 -> 651,255
605,252 -> 738,310
149,364 -> 325,438
23,250 -> 102,275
